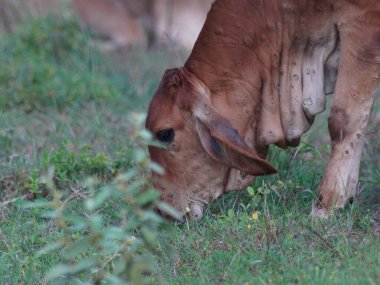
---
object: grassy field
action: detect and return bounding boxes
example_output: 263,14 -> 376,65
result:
0,16 -> 379,285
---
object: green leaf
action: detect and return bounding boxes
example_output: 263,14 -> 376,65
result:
139,129 -> 153,141
149,162 -> 165,175
104,226 -> 126,240
156,202 -> 182,221
85,188 -> 111,211
46,258 -> 96,280
247,186 -> 255,196
134,149 -> 147,163
140,211 -> 163,224
227,209 -> 234,219
89,214 -> 104,232
136,190 -> 161,205
116,169 -> 138,183
129,112 -> 146,126
36,241 -> 63,257
40,210 -> 61,219
141,228 -> 158,248
105,274 -> 129,285
63,237 -> 93,260
21,199 -> 50,209
123,180 -> 144,196
263,188 -> 271,195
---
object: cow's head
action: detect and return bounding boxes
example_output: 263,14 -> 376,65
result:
146,68 -> 276,220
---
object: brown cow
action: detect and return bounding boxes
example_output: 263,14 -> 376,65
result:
0,0 -> 212,50
153,0 -> 214,49
72,0 -> 146,50
72,0 -> 213,50
146,0 -> 380,220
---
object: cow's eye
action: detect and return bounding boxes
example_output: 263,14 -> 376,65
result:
156,128 -> 175,144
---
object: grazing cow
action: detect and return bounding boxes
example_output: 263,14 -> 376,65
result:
146,0 -> 380,220
72,0 -> 213,50
72,0 -> 146,50
152,0 -> 214,49
0,0 -> 213,50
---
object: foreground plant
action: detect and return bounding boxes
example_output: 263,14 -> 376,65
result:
24,114 -> 177,284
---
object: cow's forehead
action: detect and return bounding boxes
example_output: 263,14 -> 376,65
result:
146,87 -> 181,132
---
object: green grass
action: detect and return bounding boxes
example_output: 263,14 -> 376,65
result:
0,15 -> 379,285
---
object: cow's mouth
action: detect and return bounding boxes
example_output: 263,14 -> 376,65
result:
155,200 -> 205,222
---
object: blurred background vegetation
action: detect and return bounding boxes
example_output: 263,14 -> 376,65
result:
0,1 -> 379,284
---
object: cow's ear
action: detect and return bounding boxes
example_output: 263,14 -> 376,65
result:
177,68 -> 276,175
194,113 -> 277,176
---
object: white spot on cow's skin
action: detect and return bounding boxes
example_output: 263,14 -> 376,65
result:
303,98 -> 313,106
305,68 -> 311,75
203,104 -> 211,115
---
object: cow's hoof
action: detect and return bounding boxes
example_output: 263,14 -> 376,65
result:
311,204 -> 330,220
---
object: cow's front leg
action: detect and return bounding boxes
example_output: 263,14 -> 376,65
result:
313,97 -> 374,217
313,30 -> 379,218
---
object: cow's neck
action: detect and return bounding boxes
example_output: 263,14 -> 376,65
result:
185,0 -> 284,155
185,0 -> 339,154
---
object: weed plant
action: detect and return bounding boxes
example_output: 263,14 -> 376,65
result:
23,115 -> 176,284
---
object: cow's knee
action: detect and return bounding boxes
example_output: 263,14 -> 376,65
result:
328,106 -> 350,144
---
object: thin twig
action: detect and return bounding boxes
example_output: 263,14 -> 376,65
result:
0,194 -> 28,208
301,222 -> 343,259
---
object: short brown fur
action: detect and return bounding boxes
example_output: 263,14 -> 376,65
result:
146,0 -> 380,219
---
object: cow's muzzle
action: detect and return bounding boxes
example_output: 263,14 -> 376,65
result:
188,201 -> 204,221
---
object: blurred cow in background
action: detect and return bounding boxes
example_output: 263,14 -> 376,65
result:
72,0 -> 214,50
72,0 -> 147,50
0,0 -> 213,50
152,0 -> 214,49
0,0 -> 64,32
